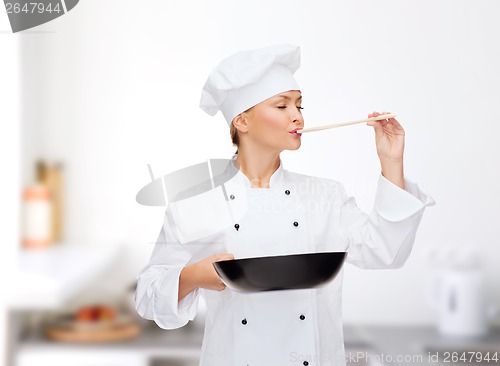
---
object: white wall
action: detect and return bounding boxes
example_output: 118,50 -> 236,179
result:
19,0 -> 500,325
1,13 -> 21,366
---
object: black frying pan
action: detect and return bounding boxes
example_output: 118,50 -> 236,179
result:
213,252 -> 346,292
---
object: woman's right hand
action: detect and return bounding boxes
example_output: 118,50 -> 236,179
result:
179,253 -> 234,302
192,253 -> 234,291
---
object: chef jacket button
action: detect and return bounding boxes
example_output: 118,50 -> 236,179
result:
285,189 -> 290,195
303,362 -> 309,366
241,318 -> 247,325
293,221 -> 299,227
230,194 -> 235,200
234,223 -> 240,231
300,314 -> 305,320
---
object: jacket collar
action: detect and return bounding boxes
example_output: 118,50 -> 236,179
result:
230,153 -> 285,189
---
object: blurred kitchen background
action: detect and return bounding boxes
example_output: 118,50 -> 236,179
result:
1,0 -> 500,365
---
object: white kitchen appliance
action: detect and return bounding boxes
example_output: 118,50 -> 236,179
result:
427,249 -> 496,338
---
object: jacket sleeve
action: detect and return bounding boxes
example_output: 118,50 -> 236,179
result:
134,205 -> 201,329
340,173 -> 436,269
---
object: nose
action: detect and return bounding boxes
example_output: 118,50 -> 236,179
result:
292,109 -> 304,126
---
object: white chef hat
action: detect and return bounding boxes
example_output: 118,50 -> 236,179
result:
199,44 -> 301,125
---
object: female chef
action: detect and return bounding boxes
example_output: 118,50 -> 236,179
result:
135,44 -> 435,366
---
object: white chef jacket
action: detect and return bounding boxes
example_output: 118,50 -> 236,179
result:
135,154 -> 435,366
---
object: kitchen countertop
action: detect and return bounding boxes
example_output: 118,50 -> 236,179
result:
18,321 -> 204,360
18,322 -> 500,365
16,322 -> 201,366
344,325 -> 500,366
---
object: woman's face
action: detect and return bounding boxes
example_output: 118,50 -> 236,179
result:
239,90 -> 304,153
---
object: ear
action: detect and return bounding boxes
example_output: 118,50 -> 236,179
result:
232,113 -> 250,133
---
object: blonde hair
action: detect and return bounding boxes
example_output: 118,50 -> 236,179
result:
230,122 -> 239,154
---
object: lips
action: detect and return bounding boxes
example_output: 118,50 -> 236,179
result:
289,128 -> 302,136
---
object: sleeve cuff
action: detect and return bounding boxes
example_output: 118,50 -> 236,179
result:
154,266 -> 200,328
374,173 -> 436,222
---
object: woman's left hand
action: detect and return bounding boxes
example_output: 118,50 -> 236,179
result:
367,111 -> 405,162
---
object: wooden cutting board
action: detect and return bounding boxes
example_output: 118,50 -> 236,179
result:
45,317 -> 141,343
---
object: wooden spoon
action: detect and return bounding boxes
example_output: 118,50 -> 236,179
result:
297,113 -> 396,133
